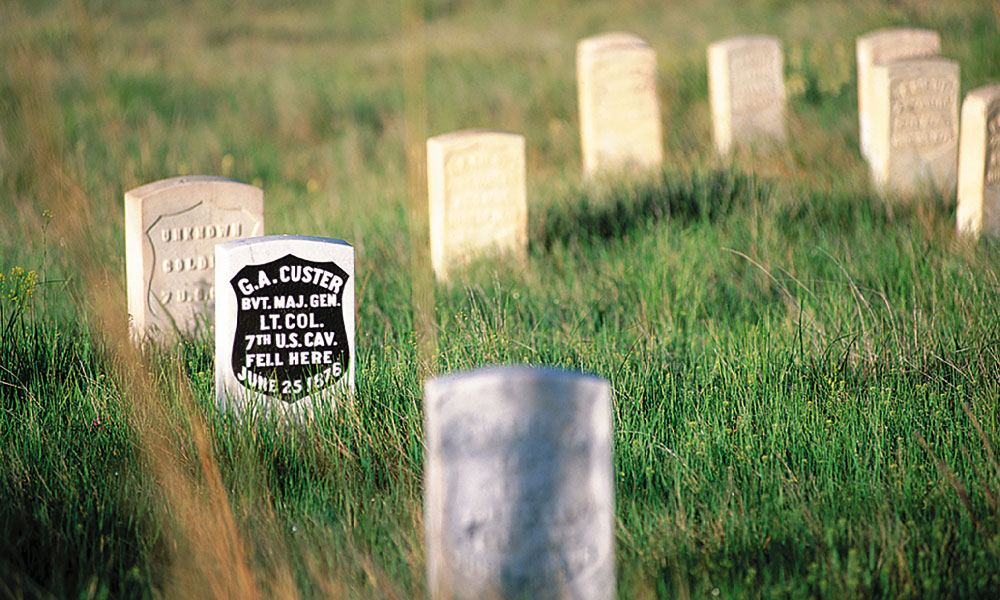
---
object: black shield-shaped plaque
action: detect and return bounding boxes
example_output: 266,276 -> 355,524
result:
230,254 -> 350,403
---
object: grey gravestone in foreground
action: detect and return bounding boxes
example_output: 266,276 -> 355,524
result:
957,84 -> 1000,239
215,235 -> 355,419
868,57 -> 959,196
424,367 -> 614,600
576,32 -> 662,177
856,28 -> 940,162
125,176 -> 263,340
708,35 -> 786,155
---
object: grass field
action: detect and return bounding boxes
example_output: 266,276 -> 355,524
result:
3,0 -> 1000,597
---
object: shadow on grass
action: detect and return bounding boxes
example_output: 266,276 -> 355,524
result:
531,168 -> 770,251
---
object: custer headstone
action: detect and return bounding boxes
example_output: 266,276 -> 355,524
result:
215,235 -> 355,419
427,130 -> 527,282
576,32 -> 662,176
856,28 -> 941,161
424,367 -> 614,600
125,176 -> 263,340
957,85 -> 1000,238
868,57 -> 959,195
707,35 -> 787,155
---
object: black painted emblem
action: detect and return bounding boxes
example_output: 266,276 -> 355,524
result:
230,254 -> 350,403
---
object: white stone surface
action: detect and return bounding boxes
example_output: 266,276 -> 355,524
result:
856,28 -> 940,161
427,130 -> 527,282
424,367 -> 614,600
957,84 -> 1000,238
576,32 -> 662,176
868,57 -> 959,195
125,176 -> 263,340
708,35 -> 786,155
215,235 -> 355,419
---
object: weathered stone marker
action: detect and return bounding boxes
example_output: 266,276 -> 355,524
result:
424,367 -> 614,600
868,57 -> 959,195
957,85 -> 1000,238
856,28 -> 940,161
427,130 -> 527,282
215,235 -> 355,418
708,35 -> 787,155
576,32 -> 662,176
125,176 -> 263,340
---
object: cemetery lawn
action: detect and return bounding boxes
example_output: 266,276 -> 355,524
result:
3,0 -> 1000,597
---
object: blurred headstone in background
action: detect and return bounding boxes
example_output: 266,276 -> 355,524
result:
577,32 -> 662,177
957,84 -> 1000,238
868,57 -> 959,196
857,28 -> 941,161
708,35 -> 787,155
427,130 -> 527,282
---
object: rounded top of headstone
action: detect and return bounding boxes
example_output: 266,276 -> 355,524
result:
216,234 -> 352,252
577,31 -> 651,53
708,34 -> 781,54
125,175 -> 259,201
427,129 -> 524,145
857,27 -> 940,45
963,83 -> 1000,107
425,365 -> 609,399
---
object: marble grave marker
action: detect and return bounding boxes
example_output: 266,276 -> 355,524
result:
215,235 -> 355,418
126,176 -> 263,340
868,57 -> 959,195
708,35 -> 787,155
957,85 -> 1000,238
856,28 -> 940,161
427,130 -> 527,282
576,32 -> 662,176
424,367 -> 615,600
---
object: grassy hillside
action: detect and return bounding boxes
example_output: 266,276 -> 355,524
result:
2,0 -> 1000,597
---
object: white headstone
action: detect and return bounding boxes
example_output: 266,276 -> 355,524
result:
215,235 -> 355,419
424,367 -> 615,600
856,28 -> 941,161
707,35 -> 787,155
427,130 -> 527,282
576,32 -> 663,176
125,176 -> 263,340
957,84 -> 1000,238
868,57 -> 959,195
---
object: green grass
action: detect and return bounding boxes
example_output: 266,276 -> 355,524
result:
2,0 -> 1000,597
